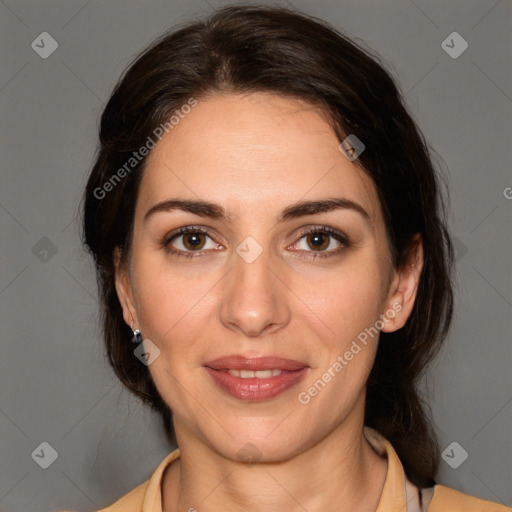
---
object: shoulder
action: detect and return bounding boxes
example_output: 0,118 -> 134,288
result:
428,484 -> 511,512
55,447 -> 180,512
54,481 -> 148,512
95,480 -> 148,511
99,447 -> 180,512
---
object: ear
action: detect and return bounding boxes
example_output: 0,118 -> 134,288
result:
114,247 -> 139,329
381,234 -> 423,333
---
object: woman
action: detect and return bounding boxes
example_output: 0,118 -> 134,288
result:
73,4 -> 510,512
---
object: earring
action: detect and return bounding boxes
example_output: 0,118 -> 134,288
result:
131,324 -> 143,344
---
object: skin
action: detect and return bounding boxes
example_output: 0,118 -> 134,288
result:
115,91 -> 424,512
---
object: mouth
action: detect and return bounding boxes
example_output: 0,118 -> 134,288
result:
203,355 -> 309,401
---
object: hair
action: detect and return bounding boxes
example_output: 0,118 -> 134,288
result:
82,3 -> 454,488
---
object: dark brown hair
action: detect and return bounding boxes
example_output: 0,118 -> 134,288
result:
82,3 -> 454,488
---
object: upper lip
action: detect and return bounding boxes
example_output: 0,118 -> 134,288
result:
204,355 -> 308,371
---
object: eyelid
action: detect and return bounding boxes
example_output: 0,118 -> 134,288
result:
162,225 -> 221,254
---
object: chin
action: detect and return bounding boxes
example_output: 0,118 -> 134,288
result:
208,423 -> 306,463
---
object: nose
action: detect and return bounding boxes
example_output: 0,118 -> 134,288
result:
219,243 -> 291,338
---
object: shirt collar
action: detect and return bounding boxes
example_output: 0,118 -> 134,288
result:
363,426 -> 410,511
141,426 -> 409,512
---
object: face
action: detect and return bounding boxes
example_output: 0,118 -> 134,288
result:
115,92 -> 422,461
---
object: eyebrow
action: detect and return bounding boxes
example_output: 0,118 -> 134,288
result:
143,197 -> 371,224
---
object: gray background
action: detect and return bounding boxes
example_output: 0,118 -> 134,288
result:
0,0 -> 511,511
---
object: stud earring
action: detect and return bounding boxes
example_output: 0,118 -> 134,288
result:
131,323 -> 143,344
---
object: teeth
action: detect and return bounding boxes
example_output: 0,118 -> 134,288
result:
227,369 -> 283,378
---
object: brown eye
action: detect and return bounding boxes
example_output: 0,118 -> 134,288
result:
305,232 -> 330,251
291,226 -> 350,260
163,226 -> 220,258
182,232 -> 206,251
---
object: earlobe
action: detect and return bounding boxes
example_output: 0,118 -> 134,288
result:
113,247 -> 138,328
381,234 -> 423,333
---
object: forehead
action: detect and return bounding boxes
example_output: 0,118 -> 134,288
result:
138,92 -> 380,223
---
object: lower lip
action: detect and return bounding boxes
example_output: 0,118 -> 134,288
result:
204,367 -> 309,401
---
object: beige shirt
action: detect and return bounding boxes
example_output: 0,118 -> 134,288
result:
59,427 -> 511,512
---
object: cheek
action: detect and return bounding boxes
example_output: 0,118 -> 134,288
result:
301,258 -> 387,347
131,252 -> 218,362
132,259 -> 211,407
136,278 -> 194,343
294,264 -> 385,419
293,255 -> 387,409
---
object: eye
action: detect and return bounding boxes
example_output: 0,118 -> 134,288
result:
162,225 -> 350,260
162,226 -> 220,259
290,226 -> 350,259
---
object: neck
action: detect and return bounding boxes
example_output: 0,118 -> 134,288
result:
162,417 -> 388,512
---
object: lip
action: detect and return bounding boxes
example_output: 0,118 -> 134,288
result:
204,355 -> 308,371
203,355 -> 309,401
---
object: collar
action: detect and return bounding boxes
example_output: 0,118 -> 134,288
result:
140,426 -> 417,512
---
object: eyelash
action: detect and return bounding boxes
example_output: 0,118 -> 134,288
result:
161,225 -> 350,260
